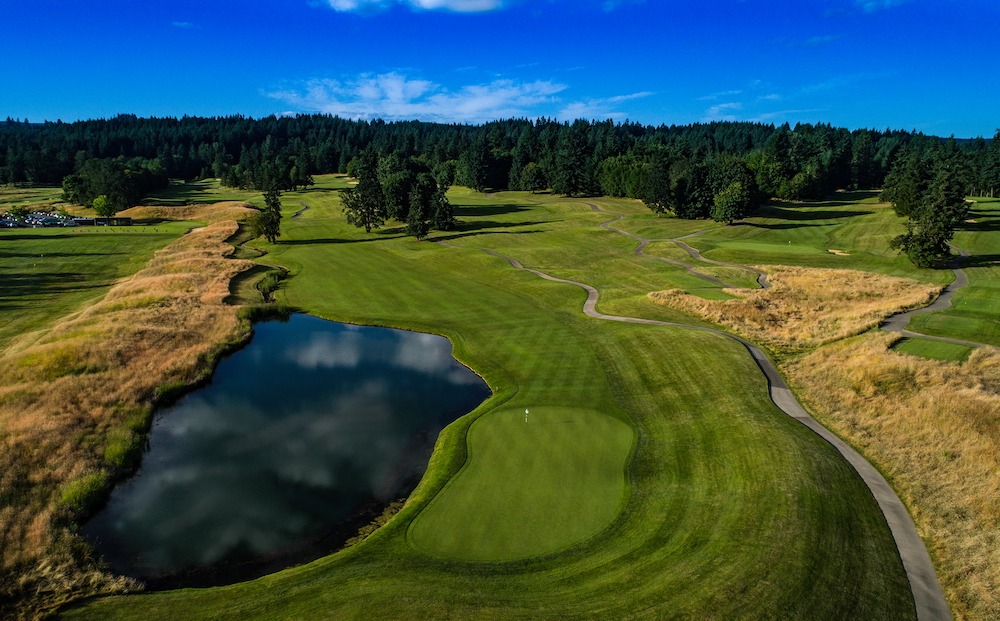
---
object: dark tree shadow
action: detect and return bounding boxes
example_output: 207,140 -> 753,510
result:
455,203 -> 532,217
958,218 -> 1000,234
0,251 -> 124,260
958,253 -> 1000,268
756,205 -> 874,221
432,218 -> 547,238
0,272 -> 102,308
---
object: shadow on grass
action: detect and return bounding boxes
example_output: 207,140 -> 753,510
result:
432,219 -> 547,240
455,203 -> 532,218
756,205 -> 874,221
958,218 -> 1000,234
0,251 -> 125,260
959,253 -> 1000,268
0,272 -> 103,306
0,233 -> 79,241
280,235 -> 406,246
741,221 -> 835,231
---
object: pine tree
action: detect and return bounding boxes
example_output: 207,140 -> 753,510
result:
552,120 -> 595,197
342,150 -> 387,233
250,189 -> 282,243
405,188 -> 430,239
430,188 -> 455,231
889,159 -> 969,267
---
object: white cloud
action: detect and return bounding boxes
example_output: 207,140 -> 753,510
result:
171,21 -> 198,28
854,0 -> 909,13
326,0 -> 504,12
702,102 -> 742,122
601,0 -> 645,10
697,89 -> 743,101
748,108 -> 826,123
558,91 -> 653,121
268,73 -> 566,123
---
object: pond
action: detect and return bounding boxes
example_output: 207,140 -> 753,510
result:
83,313 -> 491,587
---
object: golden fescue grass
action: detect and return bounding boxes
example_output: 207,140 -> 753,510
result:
118,201 -> 257,224
0,220 -> 255,619
786,334 -> 1000,620
648,265 -> 942,351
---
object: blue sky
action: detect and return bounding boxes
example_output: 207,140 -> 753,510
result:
2,0 -> 997,137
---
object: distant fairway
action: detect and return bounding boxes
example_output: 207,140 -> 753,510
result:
410,407 -> 634,561
907,197 -> 1000,347
0,222 -> 193,348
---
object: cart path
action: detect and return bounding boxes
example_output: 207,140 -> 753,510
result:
291,202 -> 311,220
584,202 -> 770,289
469,243 -> 950,621
879,247 -> 993,349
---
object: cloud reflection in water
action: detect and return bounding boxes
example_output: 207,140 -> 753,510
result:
84,314 -> 490,579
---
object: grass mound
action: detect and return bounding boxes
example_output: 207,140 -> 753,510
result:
649,265 -> 941,351
119,201 -> 257,224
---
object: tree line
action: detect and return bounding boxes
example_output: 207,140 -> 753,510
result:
2,114 -> 997,259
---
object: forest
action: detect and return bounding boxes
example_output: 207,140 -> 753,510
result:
2,114 -> 998,263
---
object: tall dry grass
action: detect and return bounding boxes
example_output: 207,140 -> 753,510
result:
648,266 -> 941,351
118,202 -> 256,224
787,334 -> 1000,620
0,219 -> 256,619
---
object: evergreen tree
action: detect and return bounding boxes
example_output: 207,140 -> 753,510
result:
882,153 -> 930,217
430,187 -> 455,231
342,150 -> 387,233
251,189 -> 282,243
457,137 -> 490,192
552,120 -> 595,197
405,188 -> 430,239
889,159 -> 969,267
850,131 -> 876,189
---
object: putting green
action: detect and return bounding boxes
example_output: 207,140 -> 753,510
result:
410,407 -> 634,561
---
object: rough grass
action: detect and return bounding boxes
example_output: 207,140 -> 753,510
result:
786,333 -> 1000,620
0,219 -> 255,619
648,265 -> 941,351
118,202 -> 256,224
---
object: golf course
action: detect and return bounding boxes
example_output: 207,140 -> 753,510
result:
2,175 -> 998,619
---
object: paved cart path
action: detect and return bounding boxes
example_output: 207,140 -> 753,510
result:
879,247 -> 994,349
584,202 -> 770,289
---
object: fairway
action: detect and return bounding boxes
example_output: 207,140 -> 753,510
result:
410,407 -> 634,561
0,223 -> 194,348
62,177 -> 917,620
907,197 -> 1000,347
891,336 -> 972,362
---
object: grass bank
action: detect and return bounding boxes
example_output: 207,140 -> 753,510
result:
0,206 -> 256,619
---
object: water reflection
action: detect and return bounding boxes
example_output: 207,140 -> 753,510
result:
84,314 -> 490,582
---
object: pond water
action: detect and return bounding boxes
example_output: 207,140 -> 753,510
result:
83,313 -> 490,586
